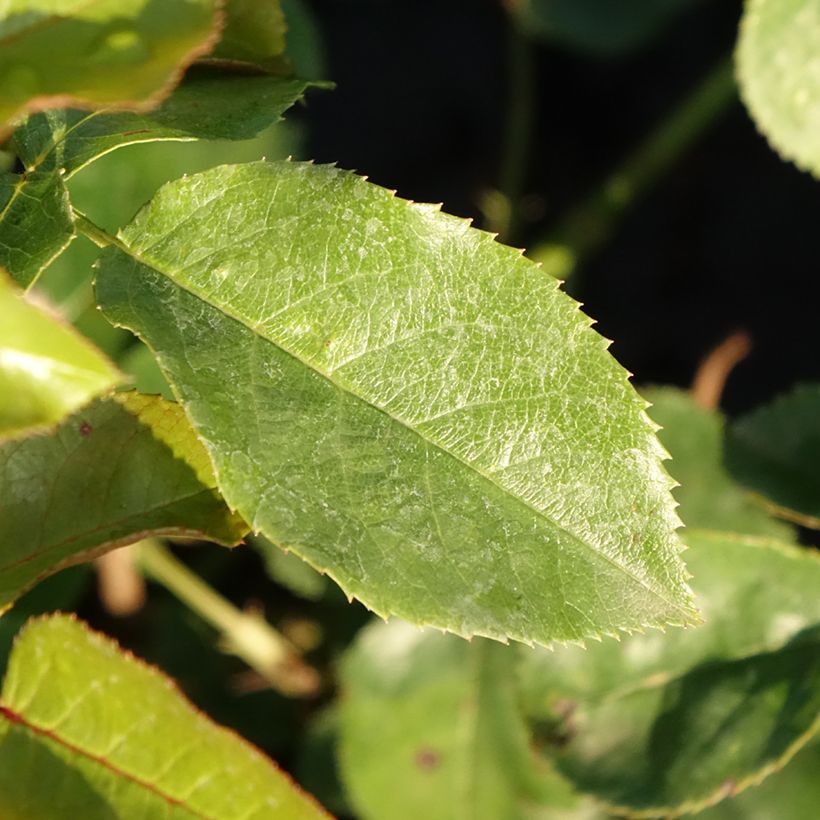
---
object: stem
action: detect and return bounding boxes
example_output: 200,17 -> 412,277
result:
493,22 -> 536,245
72,208 -> 117,248
138,540 -> 320,697
529,56 -> 736,284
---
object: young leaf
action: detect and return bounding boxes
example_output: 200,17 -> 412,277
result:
519,531 -> 820,815
0,271 -> 119,435
645,386 -> 792,538
737,0 -> 820,177
12,72 -> 325,178
339,620 -> 579,820
0,170 -> 74,288
0,0 -> 220,134
0,614 -> 329,818
726,384 -> 820,528
94,160 -> 696,646
0,393 -> 247,612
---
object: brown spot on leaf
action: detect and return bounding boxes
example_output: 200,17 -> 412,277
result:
415,747 -> 441,771
79,421 -> 93,437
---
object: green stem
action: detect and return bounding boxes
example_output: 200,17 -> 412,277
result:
494,22 -> 536,245
529,55 -> 736,285
72,208 -> 121,249
138,539 -> 320,697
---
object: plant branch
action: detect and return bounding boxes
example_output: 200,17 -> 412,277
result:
137,539 -> 320,698
529,56 -> 736,286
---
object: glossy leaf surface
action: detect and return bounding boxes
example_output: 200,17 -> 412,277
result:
95,160 -> 696,646
0,272 -> 119,435
0,393 -> 247,612
646,387 -> 791,537
12,72 -> 322,177
0,614 -> 329,818
726,384 -> 820,527
0,0 -> 219,132
340,619 -> 578,820
519,531 -> 820,815
737,0 -> 820,177
0,170 -> 73,287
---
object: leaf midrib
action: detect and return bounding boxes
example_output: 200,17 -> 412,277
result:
0,705 -> 208,819
107,234 -> 691,621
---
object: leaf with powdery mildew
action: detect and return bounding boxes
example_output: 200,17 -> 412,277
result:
0,614 -> 329,818
95,160 -> 696,646
0,271 -> 119,436
737,0 -> 820,177
0,0 -> 220,135
0,393 -> 247,613
518,531 -> 820,816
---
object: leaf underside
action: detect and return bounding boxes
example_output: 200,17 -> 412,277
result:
0,393 -> 246,612
95,159 -> 696,646
0,614 -> 329,818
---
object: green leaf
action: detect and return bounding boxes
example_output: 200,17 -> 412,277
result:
94,160 -> 696,646
519,531 -> 820,815
0,271 -> 119,435
252,536 -> 329,601
0,170 -> 74,287
0,0 -> 220,133
726,384 -> 820,528
211,0 -> 288,70
737,0 -> 820,177
340,620 -> 579,820
12,71 -> 324,178
698,738 -> 820,820
645,386 -> 792,538
0,614 -> 329,818
513,0 -> 694,55
0,392 -> 247,613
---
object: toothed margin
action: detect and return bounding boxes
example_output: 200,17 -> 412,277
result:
97,159 -> 700,648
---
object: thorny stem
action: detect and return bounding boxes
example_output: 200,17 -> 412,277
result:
529,55 -> 736,289
137,540 -> 320,698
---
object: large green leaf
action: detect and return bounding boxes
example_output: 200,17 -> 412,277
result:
0,392 -> 247,612
0,614 -> 329,818
737,0 -> 820,177
519,531 -> 820,815
513,0 -> 694,55
645,387 -> 791,538
340,619 -> 578,820
0,271 -> 119,435
0,170 -> 74,287
95,160 -> 696,646
12,71 -> 324,178
726,384 -> 820,528
0,0 -> 219,133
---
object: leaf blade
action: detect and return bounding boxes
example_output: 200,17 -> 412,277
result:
95,160 -> 696,645
0,614 -> 329,818
0,393 -> 247,611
